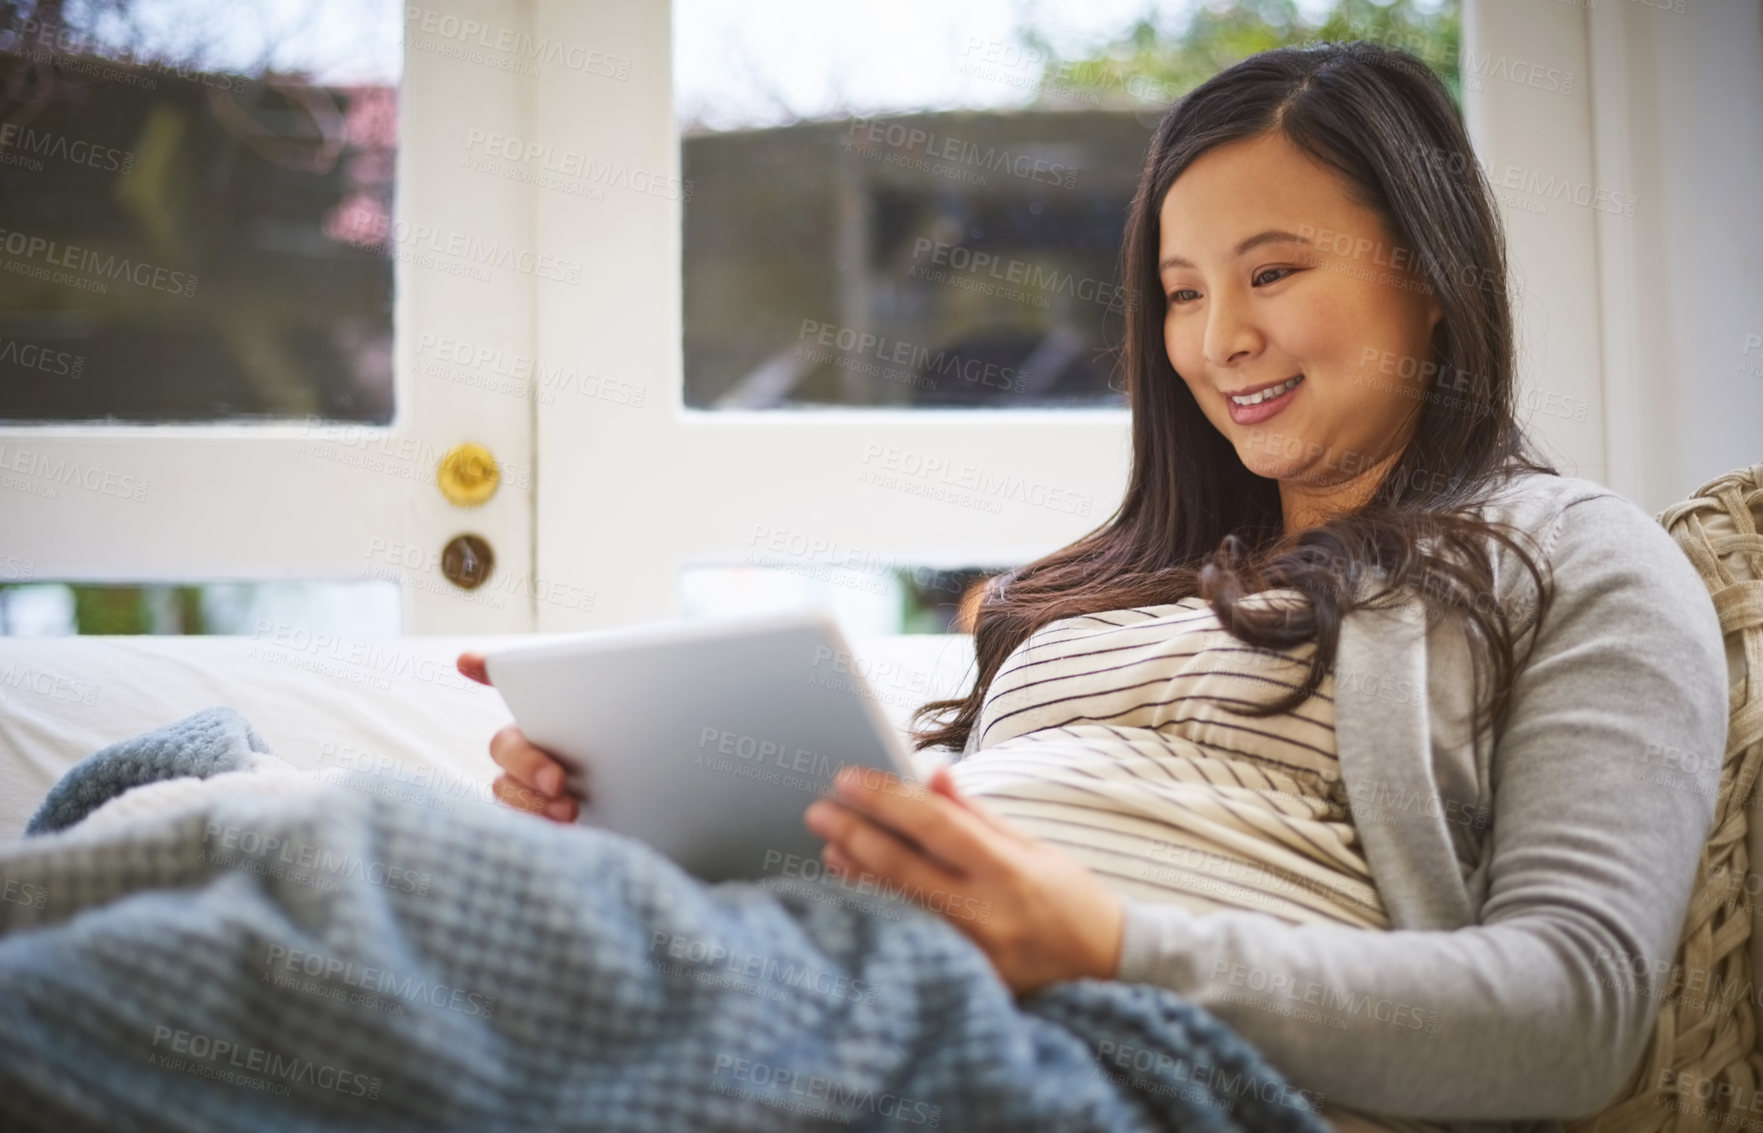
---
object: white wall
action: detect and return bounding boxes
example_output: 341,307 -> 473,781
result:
1465,0 -> 1763,512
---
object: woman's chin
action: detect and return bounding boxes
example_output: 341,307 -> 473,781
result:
1234,451 -> 1307,484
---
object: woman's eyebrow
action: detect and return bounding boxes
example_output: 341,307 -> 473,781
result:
1158,229 -> 1312,271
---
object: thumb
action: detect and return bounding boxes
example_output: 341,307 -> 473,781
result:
456,651 -> 491,686
929,764 -> 1022,841
928,764 -> 964,802
928,765 -> 983,817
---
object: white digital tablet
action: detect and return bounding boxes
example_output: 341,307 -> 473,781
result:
481,607 -> 924,883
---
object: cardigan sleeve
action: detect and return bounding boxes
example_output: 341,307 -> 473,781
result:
1110,490 -> 1730,1120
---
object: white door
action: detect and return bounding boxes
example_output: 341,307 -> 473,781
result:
1,0 -> 542,633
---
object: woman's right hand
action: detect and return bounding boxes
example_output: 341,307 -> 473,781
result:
457,651 -> 583,824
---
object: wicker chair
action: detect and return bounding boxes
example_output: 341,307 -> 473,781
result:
1568,463 -> 1763,1131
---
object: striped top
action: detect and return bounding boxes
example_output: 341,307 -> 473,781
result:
949,594 -> 1468,1131
949,592 -> 1389,930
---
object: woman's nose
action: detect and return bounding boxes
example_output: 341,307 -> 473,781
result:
1201,292 -> 1261,368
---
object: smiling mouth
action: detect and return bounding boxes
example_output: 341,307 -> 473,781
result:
1228,374 -> 1304,406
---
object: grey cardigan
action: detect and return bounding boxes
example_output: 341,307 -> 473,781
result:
1110,467 -> 1730,1128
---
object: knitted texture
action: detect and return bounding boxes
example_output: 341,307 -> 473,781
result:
24,704 -> 270,835
0,709 -> 1329,1133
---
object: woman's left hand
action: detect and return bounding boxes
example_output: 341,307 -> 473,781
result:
804,764 -> 1124,997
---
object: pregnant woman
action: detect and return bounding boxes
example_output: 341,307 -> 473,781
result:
464,40 -> 1729,1132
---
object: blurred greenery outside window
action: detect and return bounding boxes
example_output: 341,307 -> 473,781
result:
0,0 -> 401,424
1,0 -> 399,635
679,0 -> 1459,410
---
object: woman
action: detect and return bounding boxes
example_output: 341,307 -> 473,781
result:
461,41 -> 1728,1132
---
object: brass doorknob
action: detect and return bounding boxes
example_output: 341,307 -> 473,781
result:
437,443 -> 499,507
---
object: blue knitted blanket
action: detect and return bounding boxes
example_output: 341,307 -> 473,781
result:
0,707 -> 1330,1132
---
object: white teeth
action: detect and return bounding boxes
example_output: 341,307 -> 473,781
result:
1230,375 -> 1303,406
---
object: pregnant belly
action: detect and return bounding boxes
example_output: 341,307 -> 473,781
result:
946,728 -> 1389,930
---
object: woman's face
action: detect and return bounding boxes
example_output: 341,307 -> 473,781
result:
1156,130 -> 1443,528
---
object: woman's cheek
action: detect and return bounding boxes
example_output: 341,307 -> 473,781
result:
1163,319 -> 1193,381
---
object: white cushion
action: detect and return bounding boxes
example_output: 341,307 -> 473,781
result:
0,632 -> 976,842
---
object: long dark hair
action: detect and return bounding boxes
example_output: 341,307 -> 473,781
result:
909,40 -> 1557,757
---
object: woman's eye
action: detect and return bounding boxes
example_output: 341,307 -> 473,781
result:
1253,267 -> 1295,287
1166,288 -> 1200,305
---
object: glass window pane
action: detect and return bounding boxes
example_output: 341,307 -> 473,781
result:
676,0 -> 1459,410
0,579 -> 400,635
679,562 -> 1001,636
0,0 -> 401,423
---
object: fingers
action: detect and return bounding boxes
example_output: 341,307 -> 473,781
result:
457,651 -> 490,686
493,775 -> 578,823
809,798 -> 965,898
485,722 -> 582,826
823,843 -> 855,875
826,767 -> 1005,874
489,723 -> 569,796
493,773 -> 546,814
